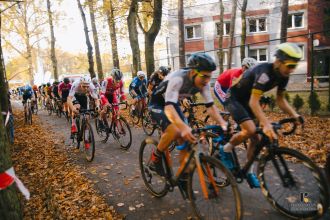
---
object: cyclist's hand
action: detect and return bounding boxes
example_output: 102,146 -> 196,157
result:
181,125 -> 197,143
263,123 -> 277,141
95,106 -> 100,112
73,108 -> 79,114
182,98 -> 191,109
295,115 -> 304,125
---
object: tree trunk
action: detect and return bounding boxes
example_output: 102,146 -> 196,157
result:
127,0 -> 141,77
88,0 -> 103,80
0,15 -> 22,220
218,0 -> 224,73
240,0 -> 248,62
280,0 -> 289,43
46,0 -> 58,81
138,0 -> 162,77
178,0 -> 185,68
77,0 -> 95,78
23,1 -> 34,84
103,0 -> 120,69
227,0 -> 237,69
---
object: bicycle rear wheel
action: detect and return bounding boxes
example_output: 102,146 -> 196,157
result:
258,147 -> 329,219
83,122 -> 95,162
142,109 -> 155,136
139,138 -> 168,198
112,117 -> 132,150
188,155 -> 242,220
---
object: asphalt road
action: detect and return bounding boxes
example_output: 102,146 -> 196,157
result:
34,106 -> 329,220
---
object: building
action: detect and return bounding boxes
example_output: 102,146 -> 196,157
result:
168,0 -> 330,84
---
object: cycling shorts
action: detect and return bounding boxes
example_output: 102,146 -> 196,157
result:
74,94 -> 88,110
225,95 -> 255,125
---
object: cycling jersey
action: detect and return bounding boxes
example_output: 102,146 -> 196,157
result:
129,77 -> 147,98
148,72 -> 162,88
52,85 -> 60,99
22,85 -> 34,101
69,80 -> 98,110
58,82 -> 72,101
101,77 -> 126,109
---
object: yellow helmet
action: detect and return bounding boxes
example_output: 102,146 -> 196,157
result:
275,42 -> 302,62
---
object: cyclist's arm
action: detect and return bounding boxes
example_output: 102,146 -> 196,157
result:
276,90 -> 299,118
249,91 -> 269,127
164,104 -> 186,130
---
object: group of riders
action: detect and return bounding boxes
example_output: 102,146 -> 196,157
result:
20,42 -> 305,190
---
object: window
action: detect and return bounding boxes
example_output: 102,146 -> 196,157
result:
248,48 -> 267,62
249,18 -> 267,33
216,22 -> 231,36
185,25 -> 202,40
288,13 -> 303,28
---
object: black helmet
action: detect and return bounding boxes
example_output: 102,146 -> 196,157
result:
111,68 -> 123,81
53,81 -> 59,85
187,52 -> 216,72
63,77 -> 70,84
47,82 -> 51,87
159,66 -> 169,75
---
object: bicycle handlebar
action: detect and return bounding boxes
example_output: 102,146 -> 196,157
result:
256,117 -> 302,136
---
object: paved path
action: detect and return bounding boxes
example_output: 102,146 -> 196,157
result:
34,106 -> 329,220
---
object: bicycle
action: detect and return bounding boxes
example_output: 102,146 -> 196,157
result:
139,126 -> 242,220
129,95 -> 147,125
209,118 -> 329,219
71,109 -> 96,162
54,98 -> 63,118
95,101 -> 132,150
31,98 -> 38,115
23,99 -> 33,125
46,98 -> 54,116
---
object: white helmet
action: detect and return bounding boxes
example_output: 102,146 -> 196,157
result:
80,76 -> 91,85
137,71 -> 146,78
242,57 -> 258,69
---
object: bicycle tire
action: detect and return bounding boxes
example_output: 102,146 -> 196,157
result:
112,117 -> 132,150
75,118 -> 81,149
188,155 -> 242,220
258,147 -> 329,219
129,104 -> 140,125
47,103 -> 52,116
83,122 -> 95,162
139,138 -> 168,198
95,118 -> 107,139
28,108 -> 32,125
142,109 -> 155,136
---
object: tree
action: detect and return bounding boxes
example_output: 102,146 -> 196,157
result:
178,0 -> 185,68
137,0 -> 162,77
127,0 -> 141,76
227,0 -> 237,69
218,0 -> 224,73
280,0 -> 289,43
103,0 -> 120,69
0,10 -> 22,219
240,0 -> 248,61
77,0 -> 95,78
46,0 -> 58,80
88,0 -> 103,80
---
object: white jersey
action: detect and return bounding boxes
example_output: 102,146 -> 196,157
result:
69,80 -> 98,99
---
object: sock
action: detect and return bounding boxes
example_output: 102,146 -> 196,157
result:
223,142 -> 234,153
154,148 -> 163,158
248,164 -> 255,174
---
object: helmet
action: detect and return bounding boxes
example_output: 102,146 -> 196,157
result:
111,69 -> 123,81
137,71 -> 146,78
159,66 -> 169,75
53,81 -> 59,85
46,82 -> 51,87
80,76 -> 91,85
63,77 -> 70,84
187,52 -> 216,72
242,57 -> 258,69
275,42 -> 302,62
32,85 -> 38,91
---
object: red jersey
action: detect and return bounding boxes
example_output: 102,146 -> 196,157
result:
216,68 -> 243,89
102,77 -> 124,97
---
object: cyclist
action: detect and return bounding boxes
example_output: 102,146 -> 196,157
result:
220,42 -> 304,188
92,77 -> 101,97
147,66 -> 170,95
67,76 -> 100,136
22,83 -> 35,113
99,69 -> 126,128
214,57 -> 258,106
52,81 -> 61,100
58,77 -> 72,117
129,70 -> 148,112
147,53 -> 228,189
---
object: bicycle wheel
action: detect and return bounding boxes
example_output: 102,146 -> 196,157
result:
188,155 -> 242,220
142,109 -> 155,136
112,117 -> 132,150
74,118 -> 81,149
139,138 -> 168,197
47,103 -> 52,115
95,117 -> 108,139
258,147 -> 329,219
129,104 -> 140,125
82,122 -> 95,162
28,108 -> 32,125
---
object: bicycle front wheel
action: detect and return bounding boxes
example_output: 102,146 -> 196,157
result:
112,117 -> 132,150
82,122 -> 95,162
189,155 -> 242,220
142,109 -> 155,136
258,147 -> 329,219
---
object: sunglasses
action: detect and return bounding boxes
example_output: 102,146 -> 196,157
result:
197,72 -> 212,80
282,62 -> 298,69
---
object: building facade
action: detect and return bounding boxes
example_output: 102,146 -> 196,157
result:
168,0 -> 330,83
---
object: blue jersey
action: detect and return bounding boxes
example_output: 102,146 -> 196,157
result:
129,77 -> 147,96
22,85 -> 33,100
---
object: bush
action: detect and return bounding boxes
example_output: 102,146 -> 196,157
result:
308,91 -> 321,115
284,92 -> 290,103
293,94 -> 304,112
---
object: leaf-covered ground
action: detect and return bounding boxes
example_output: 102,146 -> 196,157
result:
11,109 -> 122,219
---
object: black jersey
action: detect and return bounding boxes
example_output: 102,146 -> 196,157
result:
230,63 -> 289,102
148,72 -> 162,88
